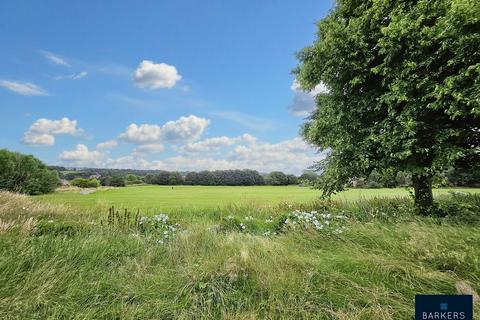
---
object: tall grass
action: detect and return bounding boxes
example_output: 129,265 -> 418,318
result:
0,191 -> 479,319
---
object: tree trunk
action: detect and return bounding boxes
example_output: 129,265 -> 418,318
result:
412,174 -> 434,215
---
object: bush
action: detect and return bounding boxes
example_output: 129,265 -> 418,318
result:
0,149 -> 59,195
109,175 -> 126,187
124,174 -> 142,185
71,178 -> 100,188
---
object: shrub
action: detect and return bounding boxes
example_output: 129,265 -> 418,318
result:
0,149 -> 59,195
124,174 -> 142,185
71,178 -> 100,188
109,175 -> 126,187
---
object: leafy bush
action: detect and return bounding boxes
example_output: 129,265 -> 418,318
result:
108,175 -> 126,187
70,178 -> 100,188
124,174 -> 142,185
0,149 -> 59,195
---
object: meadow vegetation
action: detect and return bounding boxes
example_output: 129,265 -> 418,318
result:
36,185 -> 480,212
1,190 -> 479,319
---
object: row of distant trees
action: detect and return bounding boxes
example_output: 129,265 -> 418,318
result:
55,165 -> 480,189
145,170 -> 312,186
67,170 -> 319,188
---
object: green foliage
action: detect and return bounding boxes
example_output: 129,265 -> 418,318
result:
108,175 -> 126,187
0,149 -> 59,195
299,171 -> 318,184
265,171 -> 288,185
124,174 -> 142,185
2,191 -> 480,318
168,171 -> 183,185
295,0 -> 480,208
70,178 -> 100,188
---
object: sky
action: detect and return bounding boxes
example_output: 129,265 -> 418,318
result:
0,0 -> 333,174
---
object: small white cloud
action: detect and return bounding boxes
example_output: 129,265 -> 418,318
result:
22,117 -> 82,146
22,133 -> 55,146
96,140 -> 118,149
133,60 -> 182,89
54,71 -> 88,81
59,144 -> 106,167
161,115 -> 209,143
42,51 -> 70,66
119,115 -> 209,145
288,79 -> 329,117
119,123 -> 162,144
0,80 -> 48,96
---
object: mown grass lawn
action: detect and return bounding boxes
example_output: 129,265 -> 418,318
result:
35,185 -> 480,212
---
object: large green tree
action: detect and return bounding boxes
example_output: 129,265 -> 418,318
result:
0,149 -> 59,195
295,0 -> 479,213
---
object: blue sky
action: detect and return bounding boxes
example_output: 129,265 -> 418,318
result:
0,0 -> 333,174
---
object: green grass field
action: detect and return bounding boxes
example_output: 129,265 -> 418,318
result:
36,185 -> 480,211
2,189 -> 480,319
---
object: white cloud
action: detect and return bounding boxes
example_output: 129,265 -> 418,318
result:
133,60 -> 182,89
288,79 -> 329,117
22,133 -> 55,146
180,134 -> 256,153
0,80 -> 48,96
90,136 -> 322,175
54,71 -> 88,80
96,140 -> 118,149
119,123 -> 162,144
134,143 -> 164,154
150,137 -> 321,174
119,115 -> 209,145
105,155 -> 153,170
59,144 -> 106,167
161,115 -> 209,142
22,117 -> 82,146
42,51 -> 70,66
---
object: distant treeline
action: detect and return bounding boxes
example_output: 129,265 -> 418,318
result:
50,167 -> 319,187
49,165 -> 479,188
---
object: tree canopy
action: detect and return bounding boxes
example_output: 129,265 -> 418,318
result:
0,149 -> 59,195
295,0 -> 479,213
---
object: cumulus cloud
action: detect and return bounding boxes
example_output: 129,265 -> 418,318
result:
179,134 -> 256,153
161,115 -> 210,142
22,117 -> 83,146
54,71 -> 88,80
119,115 -> 209,145
134,143 -> 165,154
119,123 -> 162,144
288,79 -> 329,117
41,51 -> 70,66
0,80 -> 48,96
84,135 -> 321,175
105,155 -> 154,170
133,60 -> 182,89
59,144 -> 106,167
96,140 -> 118,149
150,137 -> 321,174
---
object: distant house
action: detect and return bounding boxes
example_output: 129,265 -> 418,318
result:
89,174 -> 101,179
